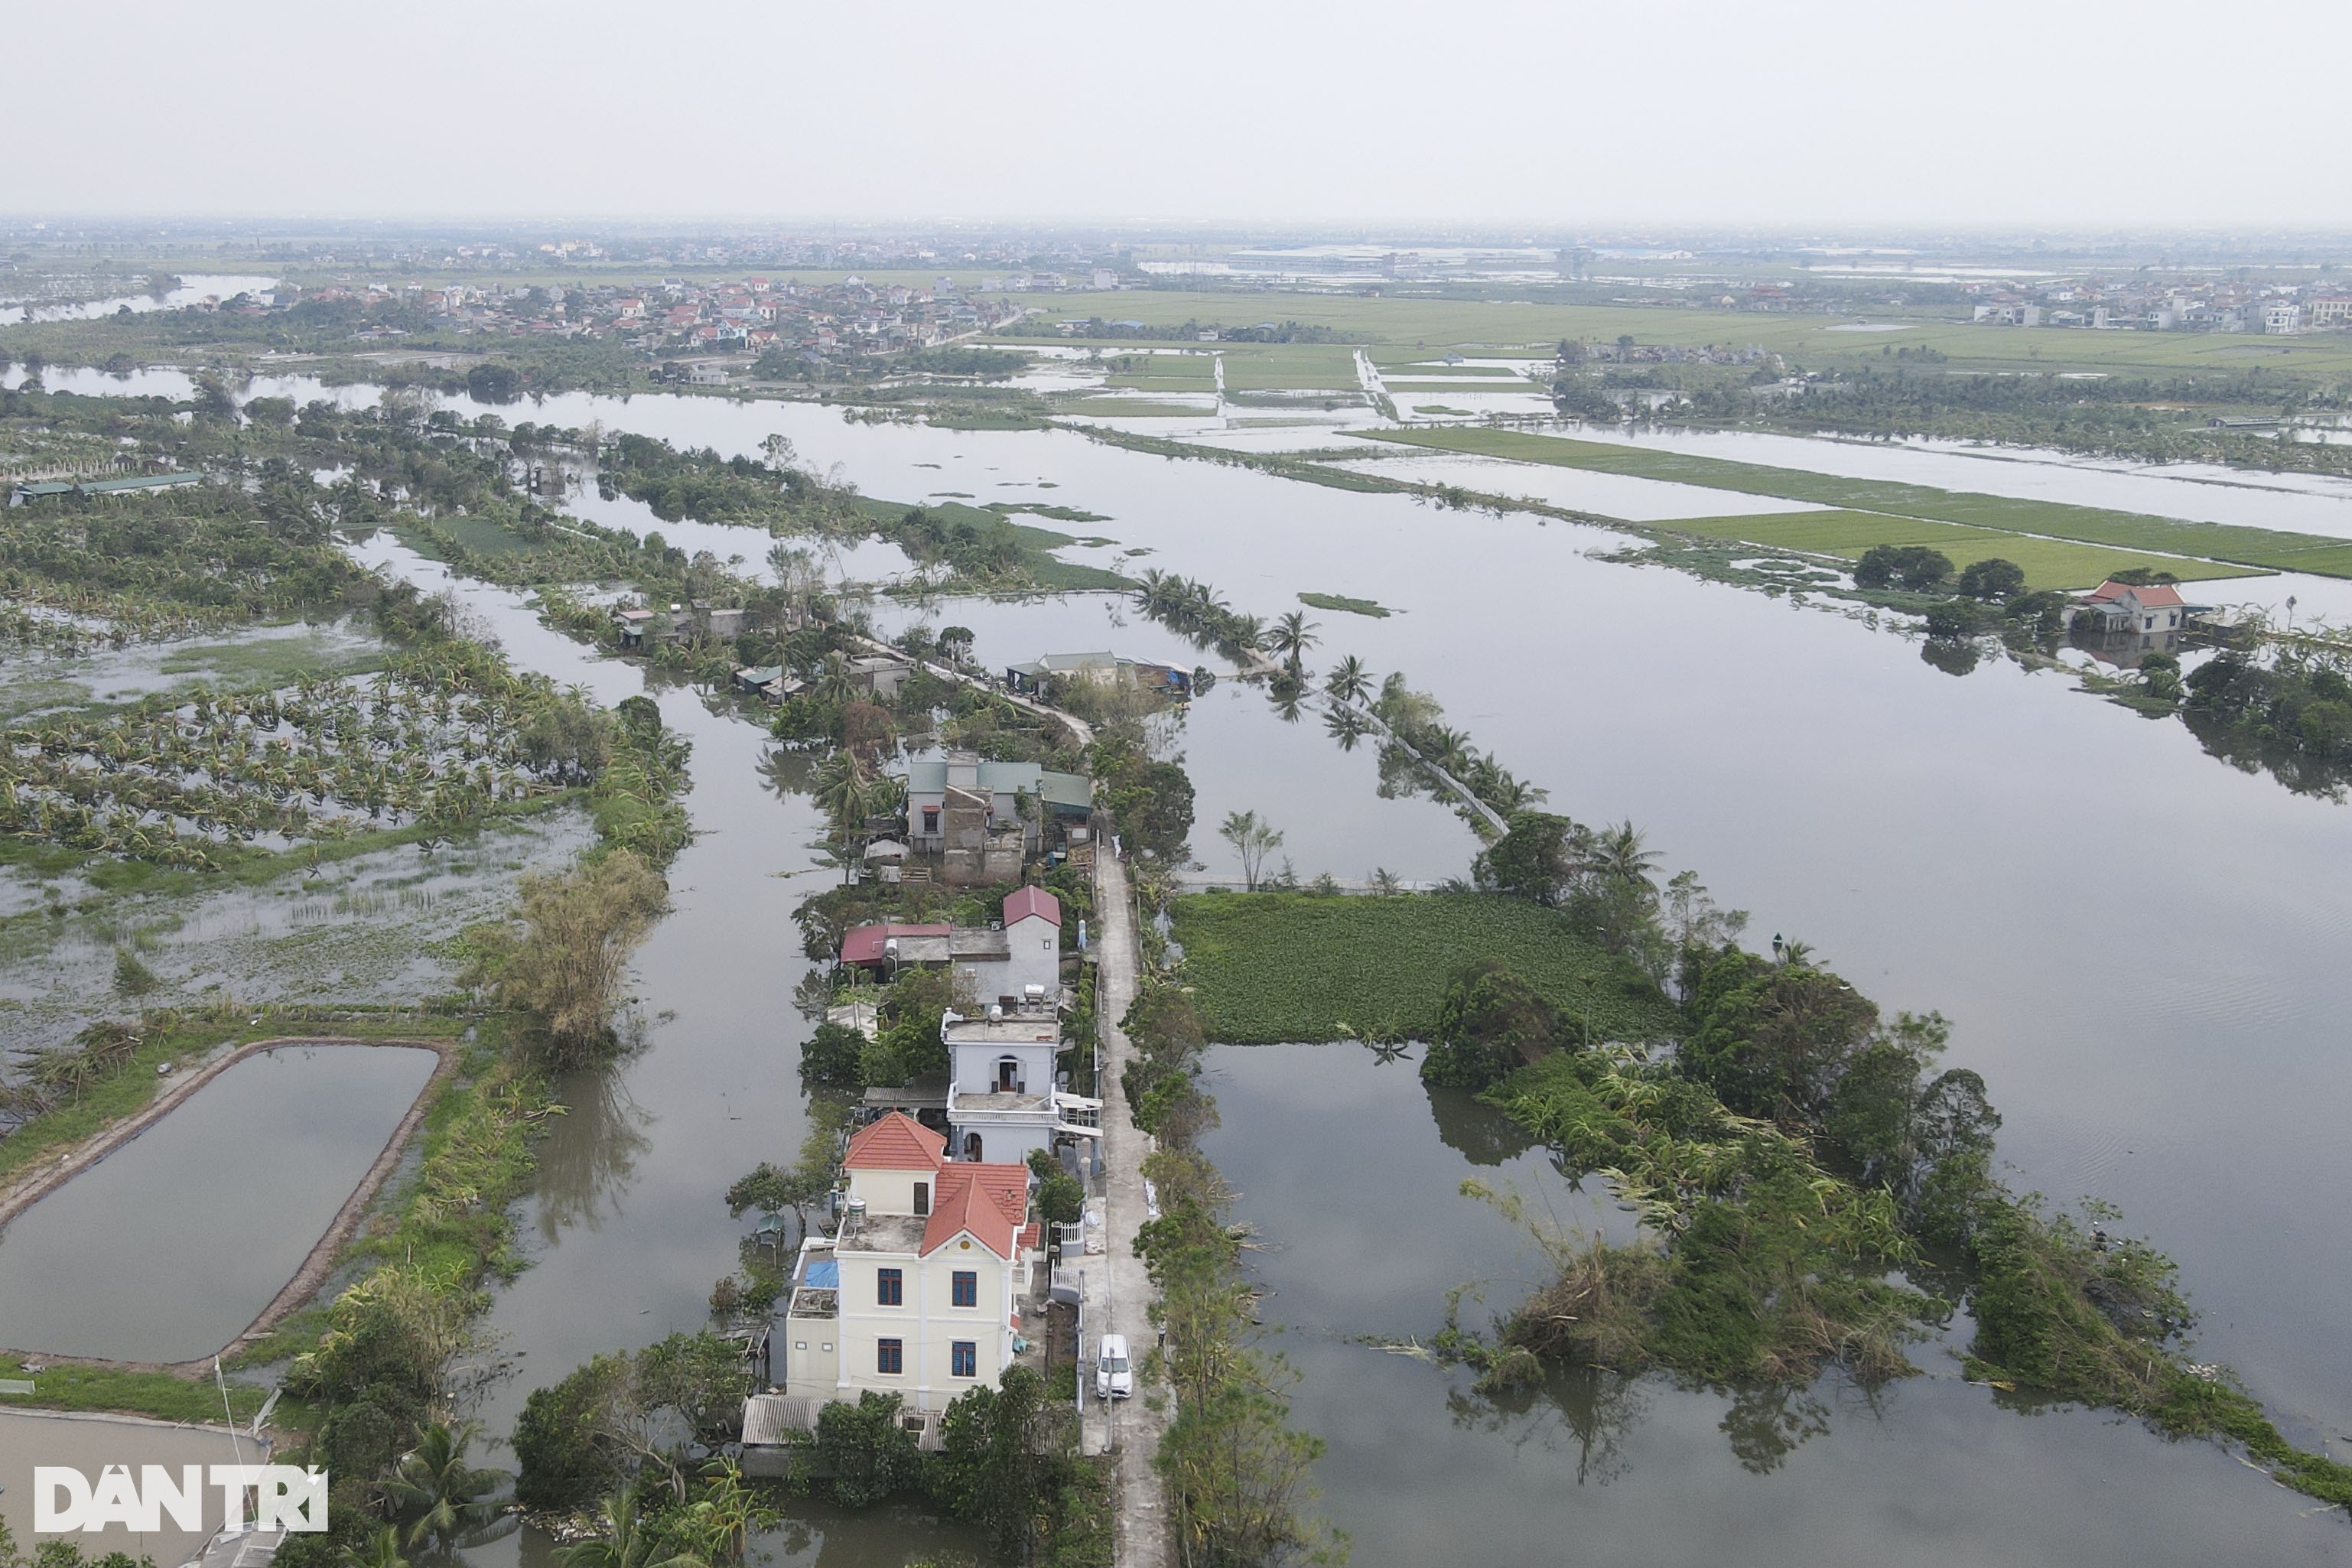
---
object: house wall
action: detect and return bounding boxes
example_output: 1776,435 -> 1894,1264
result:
782,1323 -> 837,1394
830,1244 -> 1019,1411
1002,913 -> 1060,998
947,1113 -> 1058,1169
950,1039 -> 1058,1096
847,1166 -> 934,1216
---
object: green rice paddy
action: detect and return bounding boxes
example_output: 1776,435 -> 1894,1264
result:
1677,511 -> 2259,590
1365,426 -> 2348,580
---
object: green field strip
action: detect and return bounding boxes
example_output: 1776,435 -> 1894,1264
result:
1676,511 -> 2265,590
1365,427 -> 2352,577
1215,344 -> 1364,392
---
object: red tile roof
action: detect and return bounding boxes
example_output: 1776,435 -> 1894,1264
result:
2086,580 -> 2185,608
840,922 -> 952,966
1003,886 -> 1061,928
922,1163 -> 1029,1257
842,1111 -> 945,1172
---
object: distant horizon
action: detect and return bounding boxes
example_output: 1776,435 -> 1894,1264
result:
12,0 -> 2351,230
7,219 -> 2352,257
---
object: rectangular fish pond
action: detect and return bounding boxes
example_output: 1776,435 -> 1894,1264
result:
0,1042 -> 439,1363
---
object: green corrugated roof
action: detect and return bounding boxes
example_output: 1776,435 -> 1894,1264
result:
78,473 -> 199,493
1038,771 -> 1093,811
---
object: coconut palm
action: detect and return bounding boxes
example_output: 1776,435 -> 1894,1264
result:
554,1484 -> 708,1568
342,1526 -> 412,1568
1324,655 -> 1373,708
381,1421 -> 510,1552
1265,610 -> 1319,672
813,651 -> 857,707
1592,821 -> 1661,888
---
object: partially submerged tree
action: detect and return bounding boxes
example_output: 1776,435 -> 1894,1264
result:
467,851 -> 669,1068
1218,808 -> 1284,892
1420,961 -> 1573,1090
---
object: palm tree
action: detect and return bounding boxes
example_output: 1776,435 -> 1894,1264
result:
1324,655 -> 1372,708
1218,809 -> 1285,892
381,1421 -> 509,1553
1265,610 -> 1319,672
1592,821 -> 1661,887
812,753 -> 876,881
555,1484 -> 708,1568
1222,614 -> 1264,662
812,652 -> 856,708
341,1527 -> 411,1568
1420,726 -> 1473,778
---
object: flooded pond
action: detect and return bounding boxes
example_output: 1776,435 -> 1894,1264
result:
0,1043 -> 438,1362
1200,1043 -> 2350,1566
0,1410 -> 257,1566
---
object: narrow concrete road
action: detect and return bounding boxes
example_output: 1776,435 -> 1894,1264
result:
1093,847 -> 1169,1568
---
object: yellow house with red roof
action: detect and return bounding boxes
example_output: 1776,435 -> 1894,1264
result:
777,1113 -> 1043,1414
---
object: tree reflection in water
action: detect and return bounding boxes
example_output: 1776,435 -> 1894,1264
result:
1717,1381 -> 1833,1474
1422,1079 -> 1540,1169
1449,1362 -> 1858,1481
1446,1361 -> 1651,1487
533,1062 -> 654,1241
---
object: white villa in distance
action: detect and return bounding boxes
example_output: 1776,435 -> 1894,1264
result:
2080,578 -> 2188,636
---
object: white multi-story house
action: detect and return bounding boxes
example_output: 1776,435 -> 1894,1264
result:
779,1113 -> 1040,1414
942,1001 -> 1103,1166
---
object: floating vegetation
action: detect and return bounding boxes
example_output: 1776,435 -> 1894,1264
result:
1298,590 -> 1393,619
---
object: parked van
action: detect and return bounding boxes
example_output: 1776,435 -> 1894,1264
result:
1095,1333 -> 1132,1400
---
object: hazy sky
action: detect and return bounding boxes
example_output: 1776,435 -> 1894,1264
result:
14,0 -> 2350,231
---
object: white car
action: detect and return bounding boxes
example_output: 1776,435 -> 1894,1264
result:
1095,1333 -> 1133,1400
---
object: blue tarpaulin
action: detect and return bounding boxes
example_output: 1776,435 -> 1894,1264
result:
805,1259 -> 840,1289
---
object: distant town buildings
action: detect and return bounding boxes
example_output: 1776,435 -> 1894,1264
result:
1965,277 -> 2350,334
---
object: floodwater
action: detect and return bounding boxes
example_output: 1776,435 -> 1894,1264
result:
344,538 -> 987,1567
369,401 -> 2352,1561
0,274 -> 278,327
0,1043 -> 438,1362
11,373 -> 2352,1560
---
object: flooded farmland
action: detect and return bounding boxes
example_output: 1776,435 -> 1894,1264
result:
348,386 -> 2352,1563
11,366 -> 2352,1562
